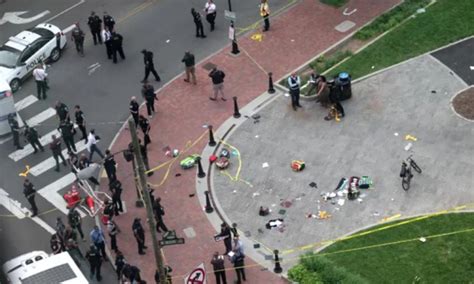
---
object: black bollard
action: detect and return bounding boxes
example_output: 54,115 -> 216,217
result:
196,157 -> 206,178
208,125 -> 217,147
273,250 -> 283,273
268,72 -> 276,94
233,96 -> 241,118
204,191 -> 214,213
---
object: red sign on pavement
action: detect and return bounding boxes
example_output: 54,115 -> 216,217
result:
184,263 -> 207,284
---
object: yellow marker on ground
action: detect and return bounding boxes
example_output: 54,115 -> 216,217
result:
19,165 -> 30,177
405,134 -> 417,141
251,33 -> 263,42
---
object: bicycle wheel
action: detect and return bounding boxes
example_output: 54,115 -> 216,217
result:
402,176 -> 410,191
411,160 -> 422,174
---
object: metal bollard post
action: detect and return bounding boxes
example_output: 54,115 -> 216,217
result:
196,157 -> 206,178
273,250 -> 283,273
204,191 -> 214,213
208,125 -> 217,147
268,72 -> 275,94
233,96 -> 241,118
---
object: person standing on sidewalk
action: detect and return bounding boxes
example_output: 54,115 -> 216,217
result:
101,26 -> 113,60
260,0 -> 271,32
104,150 -> 117,182
32,64 -> 48,100
85,244 -> 102,281
50,134 -> 67,172
8,115 -> 22,150
287,72 -> 302,111
90,225 -> 107,260
153,197 -> 169,233
231,235 -> 246,284
107,220 -> 120,252
141,49 -> 161,82
191,8 -> 206,38
141,82 -> 157,118
209,67 -> 226,101
71,23 -> 85,57
129,96 -> 140,127
86,129 -> 104,161
138,115 -> 151,146
211,252 -> 227,284
111,31 -> 126,64
115,251 -> 126,281
204,0 -> 217,31
74,105 -> 87,142
68,208 -> 85,241
24,126 -> 44,153
132,217 -> 147,255
218,222 -> 232,253
87,11 -> 102,45
182,51 -> 197,84
109,179 -> 124,213
23,179 -> 38,217
103,11 -> 115,31
58,120 -> 77,153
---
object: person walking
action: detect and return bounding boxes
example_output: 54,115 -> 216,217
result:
23,179 -> 38,217
111,31 -> 125,64
182,51 -> 196,84
115,251 -> 126,281
55,100 -> 70,122
138,115 -> 151,146
71,23 -> 85,56
287,72 -> 302,111
58,120 -> 77,153
104,150 -> 117,182
109,179 -> 124,213
101,26 -> 113,60
24,126 -> 44,153
141,82 -> 157,118
103,11 -> 115,31
209,67 -> 226,101
260,0 -> 271,32
153,197 -> 169,233
231,235 -> 246,284
8,115 -> 23,150
68,208 -> 85,241
211,252 -> 227,284
129,96 -> 140,127
32,64 -> 48,100
86,129 -> 104,161
107,220 -> 120,252
132,217 -> 146,255
141,49 -> 161,82
50,135 -> 67,172
87,11 -> 102,45
204,0 -> 217,31
90,225 -> 107,260
56,217 -> 66,247
74,105 -> 87,142
191,8 -> 206,38
85,244 -> 102,281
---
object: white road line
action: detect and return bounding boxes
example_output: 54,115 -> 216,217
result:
37,173 -> 86,218
0,188 -> 56,235
14,95 -> 38,111
29,139 -> 92,176
45,0 -> 86,22
25,108 -> 56,127
62,24 -> 76,34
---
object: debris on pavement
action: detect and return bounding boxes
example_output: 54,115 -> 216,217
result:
265,218 -> 284,229
419,237 -> 426,242
262,162 -> 269,168
291,160 -> 305,171
405,142 -> 413,151
306,211 -> 331,219
259,206 -> 270,216
405,134 -> 417,141
309,182 -> 317,188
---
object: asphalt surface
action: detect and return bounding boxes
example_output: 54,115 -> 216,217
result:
0,0 -> 290,281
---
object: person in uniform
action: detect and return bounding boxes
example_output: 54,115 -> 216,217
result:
71,23 -> 85,56
58,120 -> 77,153
32,64 -> 48,100
55,100 -> 70,122
74,105 -> 87,142
85,244 -> 102,281
8,115 -> 23,150
141,49 -> 161,82
101,26 -> 113,60
204,0 -> 217,31
104,149 -> 117,182
231,235 -> 246,284
50,233 -> 63,254
87,11 -> 102,45
50,134 -> 67,172
153,197 -> 169,233
141,82 -> 157,118
23,179 -> 38,217
109,179 -> 124,213
24,126 -> 44,153
260,0 -> 271,32
287,72 -> 302,111
90,225 -> 107,260
103,11 -> 115,31
138,115 -> 151,146
78,153 -> 100,186
182,51 -> 197,84
211,251 -> 227,284
107,220 -> 120,252
132,217 -> 147,255
129,96 -> 139,127
68,208 -> 85,241
191,8 -> 206,38
111,31 -> 125,64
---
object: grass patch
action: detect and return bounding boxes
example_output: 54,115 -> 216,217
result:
320,0 -> 348,8
354,0 -> 431,40
330,0 -> 474,79
313,213 -> 474,283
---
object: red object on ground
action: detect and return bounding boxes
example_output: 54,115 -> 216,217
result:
85,196 -> 95,212
63,186 -> 81,208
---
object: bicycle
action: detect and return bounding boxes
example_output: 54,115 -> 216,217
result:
400,155 -> 422,191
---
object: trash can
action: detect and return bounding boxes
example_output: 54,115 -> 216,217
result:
335,72 -> 352,101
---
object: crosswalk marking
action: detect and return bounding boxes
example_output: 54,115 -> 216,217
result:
37,173 -> 86,218
14,95 -> 38,112
25,108 -> 57,127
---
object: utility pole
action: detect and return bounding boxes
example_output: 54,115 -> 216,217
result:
128,119 -> 167,284
228,0 -> 240,55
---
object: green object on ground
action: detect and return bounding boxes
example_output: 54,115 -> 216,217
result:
330,0 -> 474,79
320,0 -> 348,8
180,154 -> 200,169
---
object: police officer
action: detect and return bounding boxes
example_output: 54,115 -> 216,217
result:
8,115 -> 23,150
141,82 -> 157,118
74,105 -> 87,142
23,179 -> 38,217
110,31 -> 125,64
50,134 -> 67,172
287,72 -> 302,111
55,100 -> 70,122
104,149 -> 117,182
138,115 -> 151,146
103,11 -> 115,31
132,217 -> 146,255
24,126 -> 44,153
71,23 -> 85,56
58,120 -> 77,153
101,26 -> 113,60
87,11 -> 102,45
68,208 -> 85,241
129,96 -> 139,127
153,197 -> 169,233
110,179 -> 124,213
85,244 -> 102,281
191,8 -> 206,38
141,49 -> 161,82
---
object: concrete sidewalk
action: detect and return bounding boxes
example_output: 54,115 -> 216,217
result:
98,0 -> 400,282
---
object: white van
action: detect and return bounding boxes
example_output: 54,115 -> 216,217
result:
0,79 -> 15,136
2,251 -> 88,284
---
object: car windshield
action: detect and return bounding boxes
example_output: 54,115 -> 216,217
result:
28,28 -> 54,40
0,46 -> 20,68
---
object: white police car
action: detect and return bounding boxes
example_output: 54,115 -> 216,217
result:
0,23 -> 67,93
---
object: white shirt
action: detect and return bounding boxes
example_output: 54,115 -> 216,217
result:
86,132 -> 97,152
101,29 -> 111,42
205,2 -> 216,14
32,68 -> 47,81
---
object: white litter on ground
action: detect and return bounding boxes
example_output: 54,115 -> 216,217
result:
405,142 -> 413,151
262,162 -> 269,168
337,199 -> 345,206
255,135 -> 259,138
419,237 -> 426,242
394,132 -> 399,136
470,66 -> 474,70
166,39 -> 170,43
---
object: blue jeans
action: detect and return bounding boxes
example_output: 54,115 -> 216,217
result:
89,144 -> 104,161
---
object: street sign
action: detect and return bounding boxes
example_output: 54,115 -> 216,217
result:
159,230 -> 185,246
228,26 -> 235,40
224,10 -> 236,21
184,263 -> 206,284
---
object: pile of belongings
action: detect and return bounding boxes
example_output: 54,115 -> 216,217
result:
306,211 -> 331,219
180,154 -> 200,169
321,176 -> 373,201
213,148 -> 231,170
291,160 -> 305,171
265,218 -> 284,229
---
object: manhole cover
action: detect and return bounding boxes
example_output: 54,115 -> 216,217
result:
452,87 -> 474,121
202,62 -> 216,71
335,20 -> 355,33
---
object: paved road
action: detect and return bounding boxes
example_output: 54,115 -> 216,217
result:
0,0 -> 290,280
